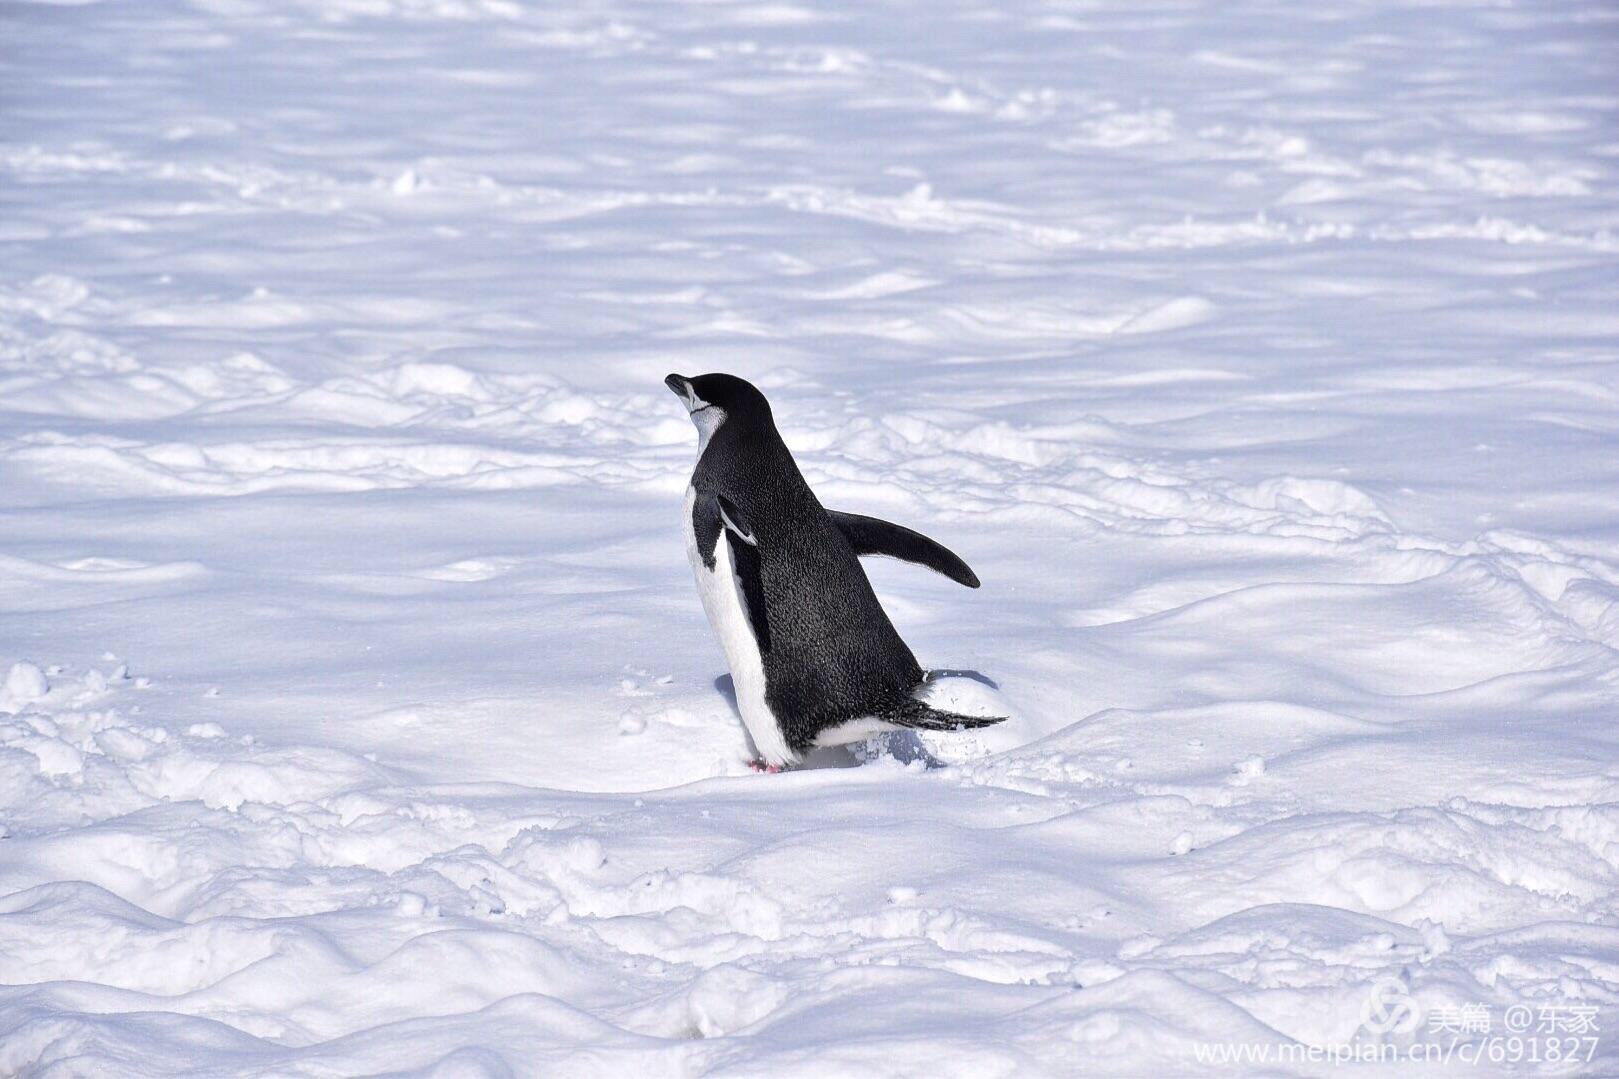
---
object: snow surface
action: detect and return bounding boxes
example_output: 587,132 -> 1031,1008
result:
3,0 -> 1619,1074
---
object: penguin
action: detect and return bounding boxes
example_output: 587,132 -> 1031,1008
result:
665,371 -> 1004,771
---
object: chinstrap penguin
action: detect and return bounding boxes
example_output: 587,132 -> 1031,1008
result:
666,371 -> 1004,770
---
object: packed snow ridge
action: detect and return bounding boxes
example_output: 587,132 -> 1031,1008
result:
3,0 -> 1618,1074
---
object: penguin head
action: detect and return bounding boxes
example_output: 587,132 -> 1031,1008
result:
664,372 -> 773,450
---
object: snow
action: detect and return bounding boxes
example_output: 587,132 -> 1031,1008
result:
3,0 -> 1618,1073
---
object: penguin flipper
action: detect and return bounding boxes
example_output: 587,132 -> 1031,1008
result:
827,510 -> 981,589
717,494 -> 771,653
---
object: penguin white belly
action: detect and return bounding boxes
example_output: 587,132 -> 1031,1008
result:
811,716 -> 904,748
684,486 -> 796,767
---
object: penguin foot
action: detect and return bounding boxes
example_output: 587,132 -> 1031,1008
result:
747,760 -> 784,774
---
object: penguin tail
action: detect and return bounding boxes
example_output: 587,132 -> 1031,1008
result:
882,697 -> 1006,732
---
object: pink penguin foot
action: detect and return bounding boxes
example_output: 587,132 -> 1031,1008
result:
748,760 -> 784,774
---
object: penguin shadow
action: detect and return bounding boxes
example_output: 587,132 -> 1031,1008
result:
711,674 -> 946,771
922,668 -> 1000,690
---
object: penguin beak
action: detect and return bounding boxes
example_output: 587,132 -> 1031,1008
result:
664,373 -> 703,414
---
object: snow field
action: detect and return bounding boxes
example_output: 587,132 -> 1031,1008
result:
3,0 -> 1619,1074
